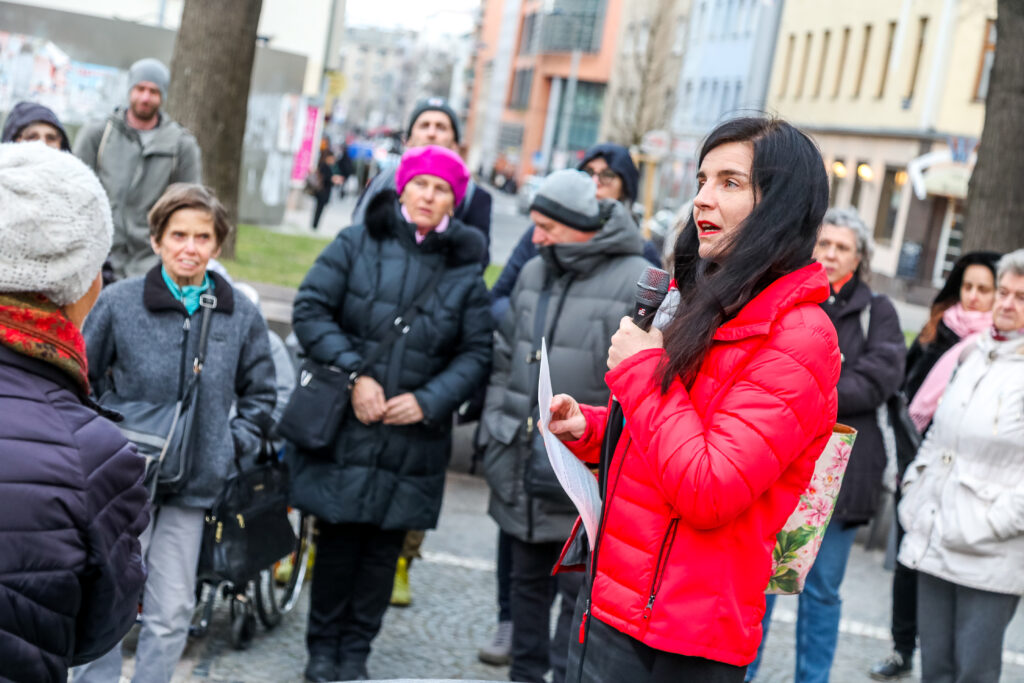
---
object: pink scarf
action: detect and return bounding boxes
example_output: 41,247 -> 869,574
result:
908,304 -> 992,431
401,205 -> 450,244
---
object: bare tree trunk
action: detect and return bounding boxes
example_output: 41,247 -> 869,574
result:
167,0 -> 264,259
963,0 -> 1024,254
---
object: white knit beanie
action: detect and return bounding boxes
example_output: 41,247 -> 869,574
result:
0,142 -> 113,305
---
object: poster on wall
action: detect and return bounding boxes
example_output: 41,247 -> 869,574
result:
290,103 -> 322,186
0,32 -> 70,118
65,61 -> 127,124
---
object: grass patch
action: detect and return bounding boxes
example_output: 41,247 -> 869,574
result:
224,224 -> 506,291
223,224 -> 331,289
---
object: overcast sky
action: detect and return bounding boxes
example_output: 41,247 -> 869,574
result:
346,0 -> 479,34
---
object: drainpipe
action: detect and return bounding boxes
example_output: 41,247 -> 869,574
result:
920,0 -> 958,131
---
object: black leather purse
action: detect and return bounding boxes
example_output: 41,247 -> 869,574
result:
197,427 -> 296,587
100,294 -> 215,501
276,268 -> 444,452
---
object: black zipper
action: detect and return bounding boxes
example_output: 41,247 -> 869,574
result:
575,435 -> 632,682
642,518 -> 680,621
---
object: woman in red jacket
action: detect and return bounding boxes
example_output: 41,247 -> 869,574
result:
547,117 -> 841,682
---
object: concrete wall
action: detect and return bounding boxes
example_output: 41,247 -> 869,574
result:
4,0 -> 343,95
0,1 -> 307,225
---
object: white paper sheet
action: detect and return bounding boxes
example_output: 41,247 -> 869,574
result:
537,339 -> 602,550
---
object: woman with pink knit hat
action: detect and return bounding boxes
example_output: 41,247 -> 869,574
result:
287,145 -> 493,682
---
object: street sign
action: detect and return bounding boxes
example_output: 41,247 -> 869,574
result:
641,129 -> 670,159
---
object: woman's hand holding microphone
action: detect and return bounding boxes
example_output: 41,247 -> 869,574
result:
607,316 -> 663,371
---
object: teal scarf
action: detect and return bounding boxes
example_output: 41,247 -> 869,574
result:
161,267 -> 213,315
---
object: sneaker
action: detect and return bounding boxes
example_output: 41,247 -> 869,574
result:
390,557 -> 411,607
869,651 -> 913,680
478,620 -> 513,666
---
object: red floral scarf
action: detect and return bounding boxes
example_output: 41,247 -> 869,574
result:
0,292 -> 89,392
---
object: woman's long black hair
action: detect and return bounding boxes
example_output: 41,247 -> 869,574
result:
660,117 -> 829,390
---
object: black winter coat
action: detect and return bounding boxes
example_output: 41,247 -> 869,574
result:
903,319 -> 960,401
288,191 -> 493,529
823,277 -> 907,525
0,345 -> 148,682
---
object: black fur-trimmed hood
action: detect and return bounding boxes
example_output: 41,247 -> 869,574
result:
364,190 -> 485,268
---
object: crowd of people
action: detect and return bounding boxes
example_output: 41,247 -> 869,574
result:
0,53 -> 1022,683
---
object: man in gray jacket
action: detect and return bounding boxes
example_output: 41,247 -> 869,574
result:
74,58 -> 202,281
480,169 -> 650,683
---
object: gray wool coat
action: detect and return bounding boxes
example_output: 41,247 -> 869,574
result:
481,199 -> 650,544
83,267 -> 276,508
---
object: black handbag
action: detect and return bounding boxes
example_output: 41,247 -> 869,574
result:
276,267 -> 445,451
197,434 -> 296,587
100,294 -> 215,501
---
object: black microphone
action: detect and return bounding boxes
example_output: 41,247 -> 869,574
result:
631,266 -> 671,331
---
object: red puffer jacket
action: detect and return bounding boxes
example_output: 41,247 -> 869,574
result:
561,263 -> 840,666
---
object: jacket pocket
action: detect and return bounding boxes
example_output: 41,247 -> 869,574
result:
938,470 -> 1002,554
481,410 -> 524,505
642,518 -> 680,622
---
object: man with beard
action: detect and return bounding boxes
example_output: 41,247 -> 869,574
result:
75,58 -> 202,282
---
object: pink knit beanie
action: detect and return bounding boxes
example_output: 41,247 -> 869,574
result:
395,145 -> 470,206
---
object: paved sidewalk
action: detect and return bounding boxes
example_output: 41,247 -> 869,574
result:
100,465 -> 1024,683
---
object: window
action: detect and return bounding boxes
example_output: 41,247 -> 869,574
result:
905,17 -> 929,101
814,30 -> 831,98
733,80 -> 743,111
720,83 -> 731,118
974,19 -> 996,100
795,32 -> 813,99
709,81 -> 719,122
637,20 -> 651,55
829,160 -> 846,207
673,16 -> 687,55
874,167 -> 907,243
833,27 -> 850,98
508,68 -> 534,110
519,14 -> 537,54
778,33 -> 796,97
877,21 -> 896,98
549,81 -> 606,152
849,159 -> 869,210
853,24 -> 872,98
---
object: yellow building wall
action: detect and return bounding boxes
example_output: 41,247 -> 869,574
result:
765,0 -> 993,137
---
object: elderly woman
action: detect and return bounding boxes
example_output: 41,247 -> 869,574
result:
75,183 -> 276,683
748,207 -> 907,683
897,249 -> 1024,683
871,249 -> 1000,680
288,144 -> 492,682
0,144 -> 148,682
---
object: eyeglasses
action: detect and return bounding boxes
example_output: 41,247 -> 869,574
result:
582,167 -> 619,185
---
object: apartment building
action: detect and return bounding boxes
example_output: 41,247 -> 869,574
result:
466,0 -> 624,184
667,0 -> 785,206
599,0 -> 691,145
766,0 -> 996,298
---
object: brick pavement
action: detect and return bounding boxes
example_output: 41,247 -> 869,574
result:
104,470 -> 1024,683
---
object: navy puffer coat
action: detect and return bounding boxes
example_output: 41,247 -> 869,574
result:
0,345 -> 148,682
288,191 -> 492,530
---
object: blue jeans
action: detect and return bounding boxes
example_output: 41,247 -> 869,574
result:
745,521 -> 859,683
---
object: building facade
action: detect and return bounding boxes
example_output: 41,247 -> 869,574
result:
766,0 -> 996,299
466,0 -> 624,184
599,0 -> 691,146
5,0 -> 346,95
666,0 -> 785,208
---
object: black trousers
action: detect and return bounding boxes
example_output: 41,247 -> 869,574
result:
497,530 -> 512,622
566,587 -> 746,683
306,522 -> 405,668
509,537 -> 584,683
311,193 -> 331,229
891,487 -> 918,656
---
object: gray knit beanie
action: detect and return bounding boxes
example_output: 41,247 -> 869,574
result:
0,143 -> 113,305
529,169 -> 603,231
128,58 -> 170,99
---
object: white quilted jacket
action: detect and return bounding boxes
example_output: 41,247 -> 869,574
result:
898,331 -> 1024,595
